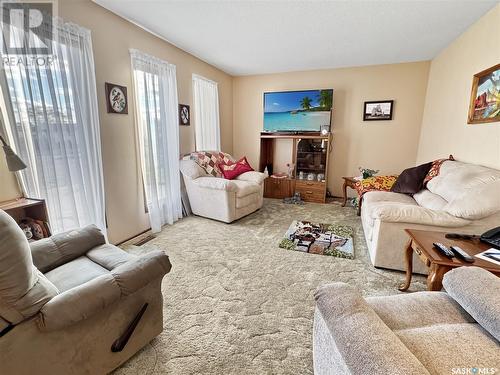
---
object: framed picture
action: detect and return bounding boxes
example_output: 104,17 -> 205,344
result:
179,104 -> 190,126
363,100 -> 394,121
467,63 -> 500,124
105,83 -> 128,114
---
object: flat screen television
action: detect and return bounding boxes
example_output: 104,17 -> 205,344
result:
263,89 -> 333,132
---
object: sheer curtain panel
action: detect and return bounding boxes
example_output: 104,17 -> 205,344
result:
1,17 -> 106,235
192,74 -> 220,151
130,49 -> 182,233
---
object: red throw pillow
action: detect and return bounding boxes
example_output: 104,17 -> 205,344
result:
218,157 -> 254,180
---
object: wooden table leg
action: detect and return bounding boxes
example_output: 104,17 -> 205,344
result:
398,240 -> 414,292
427,264 -> 450,291
341,180 -> 348,207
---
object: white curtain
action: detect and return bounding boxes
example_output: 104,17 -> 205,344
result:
130,49 -> 182,233
192,74 -> 220,151
1,18 -> 106,235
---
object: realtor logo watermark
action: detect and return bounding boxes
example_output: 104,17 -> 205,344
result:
1,0 -> 57,66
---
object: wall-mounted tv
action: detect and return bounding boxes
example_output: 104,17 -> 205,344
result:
263,89 -> 333,132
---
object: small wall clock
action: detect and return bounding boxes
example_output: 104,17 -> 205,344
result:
105,82 -> 128,114
179,104 -> 190,126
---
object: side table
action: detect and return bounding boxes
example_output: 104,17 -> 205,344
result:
399,229 -> 500,292
341,177 -> 361,215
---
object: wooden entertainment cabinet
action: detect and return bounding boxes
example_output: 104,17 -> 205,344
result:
259,132 -> 332,203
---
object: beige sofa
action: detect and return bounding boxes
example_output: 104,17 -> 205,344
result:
361,160 -> 500,274
180,157 -> 266,223
0,210 -> 171,374
313,266 -> 500,375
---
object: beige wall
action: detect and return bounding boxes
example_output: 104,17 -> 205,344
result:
417,4 -> 500,168
59,0 -> 233,243
0,0 -> 233,243
233,62 -> 430,197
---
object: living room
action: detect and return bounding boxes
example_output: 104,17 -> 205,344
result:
0,1 -> 499,374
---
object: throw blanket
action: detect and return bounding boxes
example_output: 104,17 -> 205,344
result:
354,175 -> 398,197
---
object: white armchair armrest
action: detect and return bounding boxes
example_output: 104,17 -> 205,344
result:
235,171 -> 267,185
371,203 -> 471,227
180,159 -> 206,180
192,177 -> 238,192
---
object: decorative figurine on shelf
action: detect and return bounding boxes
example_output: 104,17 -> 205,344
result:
286,163 -> 295,178
20,224 -> 33,240
358,167 -> 380,179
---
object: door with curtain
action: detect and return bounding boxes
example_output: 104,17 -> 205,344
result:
130,49 -> 182,233
1,17 -> 106,235
192,74 -> 220,151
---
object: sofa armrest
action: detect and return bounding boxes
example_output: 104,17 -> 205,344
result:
370,203 -> 470,227
37,273 -> 120,331
443,267 -> 500,341
180,159 -> 206,180
111,251 -> 171,296
234,171 -> 267,185
192,176 -> 238,192
37,251 -> 171,331
314,283 -> 430,375
30,225 -> 106,273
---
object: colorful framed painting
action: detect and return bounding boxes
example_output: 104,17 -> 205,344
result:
467,63 -> 500,124
363,100 -> 393,121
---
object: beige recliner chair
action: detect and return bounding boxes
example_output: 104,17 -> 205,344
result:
0,210 -> 171,374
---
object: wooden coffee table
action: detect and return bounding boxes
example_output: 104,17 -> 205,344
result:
399,229 -> 500,292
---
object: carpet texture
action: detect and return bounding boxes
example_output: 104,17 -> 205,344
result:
115,199 -> 426,374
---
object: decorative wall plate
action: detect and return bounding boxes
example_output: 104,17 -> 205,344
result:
179,104 -> 190,125
105,82 -> 128,114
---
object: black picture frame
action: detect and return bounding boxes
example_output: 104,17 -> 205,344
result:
363,100 -> 394,121
179,104 -> 190,126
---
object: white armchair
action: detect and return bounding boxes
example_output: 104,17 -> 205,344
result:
180,157 -> 266,223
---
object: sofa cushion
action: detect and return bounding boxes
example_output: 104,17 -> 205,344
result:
395,322 -> 499,375
370,203 -> 470,227
314,283 -> 430,375
363,191 -> 418,206
391,162 -> 433,194
0,210 -> 58,324
30,225 -> 106,273
45,256 -> 109,293
231,180 -> 261,197
366,292 -> 474,331
443,267 -> 500,341
413,189 -> 448,211
192,176 -> 238,192
235,171 -> 267,185
444,179 -> 500,220
426,161 -> 500,203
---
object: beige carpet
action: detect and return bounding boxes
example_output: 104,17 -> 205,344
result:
116,199 -> 426,374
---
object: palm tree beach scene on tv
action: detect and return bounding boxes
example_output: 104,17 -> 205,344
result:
263,89 -> 333,132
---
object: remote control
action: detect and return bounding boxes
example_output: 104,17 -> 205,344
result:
433,242 -> 454,258
450,246 -> 475,263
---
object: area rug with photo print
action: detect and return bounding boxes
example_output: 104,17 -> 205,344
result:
279,220 -> 354,259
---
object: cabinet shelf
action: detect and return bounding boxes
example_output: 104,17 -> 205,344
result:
260,132 -> 332,203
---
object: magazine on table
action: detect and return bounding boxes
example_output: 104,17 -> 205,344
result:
475,248 -> 500,266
